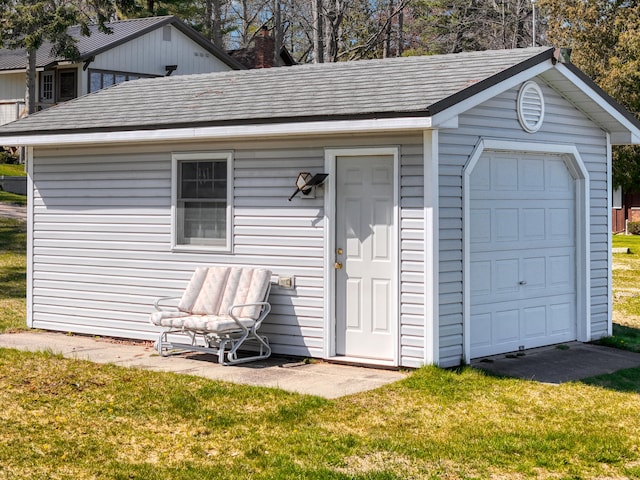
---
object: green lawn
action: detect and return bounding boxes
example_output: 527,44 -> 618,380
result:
612,235 -> 640,329
0,217 -> 26,332
0,163 -> 25,176
1,350 -> 640,479
0,190 -> 27,205
1,219 -> 640,478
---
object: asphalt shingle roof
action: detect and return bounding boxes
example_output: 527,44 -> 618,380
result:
0,16 -> 242,71
0,47 -> 555,135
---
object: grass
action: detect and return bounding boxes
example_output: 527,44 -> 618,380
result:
612,234 -> 640,329
0,190 -> 27,205
1,216 -> 640,477
0,163 -> 25,176
1,351 -> 640,479
0,218 -> 26,332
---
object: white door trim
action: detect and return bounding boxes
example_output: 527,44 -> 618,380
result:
462,139 -> 591,363
324,147 -> 400,366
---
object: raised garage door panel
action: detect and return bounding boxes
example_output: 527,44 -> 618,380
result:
470,152 -> 577,358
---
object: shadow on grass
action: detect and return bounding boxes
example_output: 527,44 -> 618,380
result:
595,324 -> 640,353
0,218 -> 26,253
581,367 -> 640,394
0,265 -> 26,299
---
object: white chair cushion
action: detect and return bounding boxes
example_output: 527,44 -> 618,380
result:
150,310 -> 190,328
182,315 -> 255,332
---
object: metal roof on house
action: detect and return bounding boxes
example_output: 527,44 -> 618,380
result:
0,16 -> 244,71
0,47 -> 560,136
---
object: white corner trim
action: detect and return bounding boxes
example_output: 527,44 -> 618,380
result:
323,146 -> 401,366
606,133 -> 613,336
0,117 -> 435,147
423,130 -> 439,365
26,147 -> 34,328
462,138 -> 591,364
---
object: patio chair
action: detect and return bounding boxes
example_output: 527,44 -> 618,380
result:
150,266 -> 272,365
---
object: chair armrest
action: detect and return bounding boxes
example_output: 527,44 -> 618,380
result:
228,302 -> 272,330
154,296 -> 182,311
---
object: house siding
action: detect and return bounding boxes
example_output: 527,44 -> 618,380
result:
84,25 -> 231,95
437,79 -> 609,367
30,134 -> 426,366
0,72 -> 25,125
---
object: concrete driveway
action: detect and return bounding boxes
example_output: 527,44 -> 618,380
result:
472,342 -> 640,383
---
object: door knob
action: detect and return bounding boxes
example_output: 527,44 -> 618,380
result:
336,248 -> 343,255
334,262 -> 343,269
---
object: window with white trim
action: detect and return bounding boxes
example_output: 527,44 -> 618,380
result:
172,152 -> 233,251
613,186 -> 623,209
40,71 -> 54,103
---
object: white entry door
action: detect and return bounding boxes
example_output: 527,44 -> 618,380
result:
335,155 -> 395,361
469,151 -> 577,358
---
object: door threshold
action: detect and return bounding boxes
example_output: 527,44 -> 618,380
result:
327,355 -> 397,369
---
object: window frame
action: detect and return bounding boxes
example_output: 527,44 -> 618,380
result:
88,69 -> 157,93
57,69 -> 78,102
171,151 -> 234,253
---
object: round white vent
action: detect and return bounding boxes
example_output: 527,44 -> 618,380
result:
517,81 -> 545,133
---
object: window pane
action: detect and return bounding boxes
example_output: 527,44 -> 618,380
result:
181,162 -> 197,181
181,180 -> 197,198
103,74 -> 115,88
59,71 -> 76,100
90,72 -> 102,93
115,74 -> 127,84
178,201 -> 226,244
213,180 -> 227,198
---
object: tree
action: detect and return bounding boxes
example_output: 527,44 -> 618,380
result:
0,0 -> 134,115
541,0 -> 640,192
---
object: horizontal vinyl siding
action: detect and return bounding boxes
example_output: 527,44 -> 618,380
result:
32,134 -> 426,366
437,80 -> 609,368
31,147 -> 325,358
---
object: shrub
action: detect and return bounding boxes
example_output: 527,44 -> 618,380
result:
628,221 -> 640,235
0,148 -> 19,165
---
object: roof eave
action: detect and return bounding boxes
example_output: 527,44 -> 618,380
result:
428,47 -> 557,116
0,114 -> 435,147
544,62 -> 640,145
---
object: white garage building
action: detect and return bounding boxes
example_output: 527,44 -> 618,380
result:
0,46 -> 638,368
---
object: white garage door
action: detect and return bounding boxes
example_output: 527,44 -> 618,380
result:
470,151 -> 577,358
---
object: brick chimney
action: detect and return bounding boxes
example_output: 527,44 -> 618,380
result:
253,26 -> 275,69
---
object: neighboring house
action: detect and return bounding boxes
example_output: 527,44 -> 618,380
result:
612,187 -> 640,232
0,47 -> 639,368
0,15 -> 244,125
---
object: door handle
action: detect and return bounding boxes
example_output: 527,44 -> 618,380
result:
519,281 -> 527,285
334,262 -> 343,269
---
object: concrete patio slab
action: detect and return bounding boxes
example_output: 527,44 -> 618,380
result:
472,342 -> 640,383
0,331 -> 407,399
